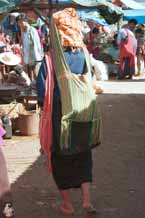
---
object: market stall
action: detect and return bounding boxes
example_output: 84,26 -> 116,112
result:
0,0 -> 123,136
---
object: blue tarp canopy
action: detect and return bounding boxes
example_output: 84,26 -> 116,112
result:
77,9 -> 108,26
51,1 -> 109,25
123,9 -> 145,24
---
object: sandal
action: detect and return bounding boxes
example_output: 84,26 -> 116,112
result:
52,202 -> 74,215
83,205 -> 97,215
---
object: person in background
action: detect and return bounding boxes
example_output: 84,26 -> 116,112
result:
108,33 -> 119,62
8,64 -> 31,87
2,14 -> 19,44
4,34 -> 12,52
0,28 -> 12,52
138,24 -> 145,70
117,19 -> 137,79
40,24 -> 50,53
0,42 -> 7,53
84,27 -> 100,59
16,13 -> 43,81
121,19 -> 137,33
0,120 -> 14,218
11,44 -> 22,64
0,51 -> 21,82
135,28 -> 144,76
0,27 -> 5,43
112,0 -> 122,7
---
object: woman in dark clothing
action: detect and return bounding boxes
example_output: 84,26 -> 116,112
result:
50,50 -> 96,215
37,50 -> 97,215
51,98 -> 94,215
37,8 -> 101,215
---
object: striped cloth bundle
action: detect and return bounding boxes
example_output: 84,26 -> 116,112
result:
50,15 -> 101,152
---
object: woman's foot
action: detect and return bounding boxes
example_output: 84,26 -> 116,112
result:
52,201 -> 74,215
83,204 -> 97,215
134,73 -> 140,77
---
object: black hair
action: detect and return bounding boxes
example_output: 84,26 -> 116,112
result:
128,19 -> 137,25
16,13 -> 28,22
92,27 -> 99,34
114,33 -> 118,39
135,28 -> 143,34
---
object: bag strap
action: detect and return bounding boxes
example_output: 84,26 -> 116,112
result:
43,54 -> 54,113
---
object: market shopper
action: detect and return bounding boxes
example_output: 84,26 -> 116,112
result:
0,51 -> 21,83
135,28 -> 144,76
85,27 -> 100,59
16,13 -> 43,81
117,19 -> 137,79
37,8 -> 101,216
0,121 -> 14,218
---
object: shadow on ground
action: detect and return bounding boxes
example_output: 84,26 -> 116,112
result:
10,94 -> 145,218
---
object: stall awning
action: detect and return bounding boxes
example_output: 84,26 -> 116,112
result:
58,0 -> 123,24
120,0 -> 145,9
77,9 -> 108,26
74,0 -> 123,24
123,9 -> 145,24
0,0 -> 21,13
0,0 -> 123,25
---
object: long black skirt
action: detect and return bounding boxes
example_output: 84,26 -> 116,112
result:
51,150 -> 92,190
51,96 -> 93,190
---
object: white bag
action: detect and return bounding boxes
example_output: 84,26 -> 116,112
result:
90,55 -> 109,81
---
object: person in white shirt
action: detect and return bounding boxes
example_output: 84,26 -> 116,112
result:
16,13 -> 43,81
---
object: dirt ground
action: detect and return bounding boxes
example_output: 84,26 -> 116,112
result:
3,79 -> 145,218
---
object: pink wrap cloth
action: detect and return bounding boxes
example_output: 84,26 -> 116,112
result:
0,127 -> 10,197
119,30 -> 135,71
39,54 -> 54,174
0,126 -> 6,146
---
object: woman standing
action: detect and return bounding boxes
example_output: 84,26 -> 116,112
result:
135,28 -> 144,76
37,8 -> 101,216
117,19 -> 137,79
